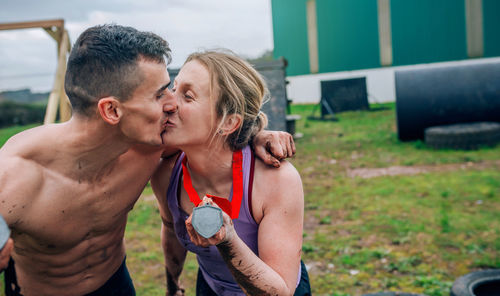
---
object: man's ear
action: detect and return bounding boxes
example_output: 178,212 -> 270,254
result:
220,114 -> 242,135
97,97 -> 122,125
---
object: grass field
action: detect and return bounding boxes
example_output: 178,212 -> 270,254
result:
1,103 -> 499,296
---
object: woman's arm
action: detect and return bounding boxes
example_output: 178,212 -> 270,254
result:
151,156 -> 188,296
185,161 -> 304,295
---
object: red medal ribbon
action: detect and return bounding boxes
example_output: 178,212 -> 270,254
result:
181,150 -> 243,219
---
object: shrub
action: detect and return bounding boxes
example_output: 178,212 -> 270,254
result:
0,101 -> 46,128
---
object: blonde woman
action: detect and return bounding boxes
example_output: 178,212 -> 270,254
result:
152,50 -> 310,296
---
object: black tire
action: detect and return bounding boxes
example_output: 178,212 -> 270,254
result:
424,122 -> 500,150
362,292 -> 427,296
450,269 -> 500,296
395,61 -> 500,141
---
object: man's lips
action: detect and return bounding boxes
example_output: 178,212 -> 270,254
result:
164,119 -> 175,128
160,119 -> 175,134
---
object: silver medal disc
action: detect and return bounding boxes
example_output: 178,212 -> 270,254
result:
0,214 -> 10,250
191,205 -> 223,239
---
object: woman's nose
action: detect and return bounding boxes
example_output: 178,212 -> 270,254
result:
163,89 -> 178,113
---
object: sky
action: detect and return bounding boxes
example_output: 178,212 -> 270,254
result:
0,0 -> 274,92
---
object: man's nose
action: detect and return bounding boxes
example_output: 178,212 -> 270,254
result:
163,89 -> 178,113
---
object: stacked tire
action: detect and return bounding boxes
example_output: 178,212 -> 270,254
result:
424,122 -> 500,150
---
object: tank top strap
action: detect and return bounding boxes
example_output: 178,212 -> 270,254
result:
238,146 -> 258,225
166,152 -> 186,218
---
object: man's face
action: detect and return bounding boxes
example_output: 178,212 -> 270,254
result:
119,59 -> 176,146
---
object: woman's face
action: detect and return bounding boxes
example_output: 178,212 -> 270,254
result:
161,60 -> 218,149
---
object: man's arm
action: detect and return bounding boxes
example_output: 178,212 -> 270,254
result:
0,162 -> 19,271
151,158 -> 187,296
156,130 -> 296,166
161,219 -> 187,296
0,131 -> 46,272
252,130 -> 296,167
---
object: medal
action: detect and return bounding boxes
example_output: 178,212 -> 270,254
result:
0,214 -> 10,250
182,150 -> 243,238
191,205 -> 223,238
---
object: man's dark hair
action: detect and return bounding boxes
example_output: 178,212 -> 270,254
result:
65,24 -> 171,115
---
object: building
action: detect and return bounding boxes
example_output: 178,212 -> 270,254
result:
271,0 -> 500,103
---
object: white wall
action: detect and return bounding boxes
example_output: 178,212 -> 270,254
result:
286,57 -> 500,104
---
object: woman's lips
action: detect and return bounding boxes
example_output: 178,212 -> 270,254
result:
165,120 -> 175,128
161,118 -> 173,129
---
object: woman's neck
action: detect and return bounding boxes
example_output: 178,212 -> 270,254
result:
182,145 -> 235,197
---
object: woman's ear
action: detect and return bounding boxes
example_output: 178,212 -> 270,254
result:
220,114 -> 242,135
97,97 -> 122,125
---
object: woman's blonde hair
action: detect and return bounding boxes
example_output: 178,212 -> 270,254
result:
185,50 -> 268,151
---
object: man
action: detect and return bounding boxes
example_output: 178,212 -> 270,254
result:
0,24 -> 294,295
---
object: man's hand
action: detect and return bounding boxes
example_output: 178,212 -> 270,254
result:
168,289 -> 185,296
252,130 -> 296,168
1,238 -> 13,271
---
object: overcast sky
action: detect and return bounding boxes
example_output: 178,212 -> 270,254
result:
0,0 -> 274,92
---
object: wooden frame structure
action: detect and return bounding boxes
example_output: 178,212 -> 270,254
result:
0,19 -> 72,124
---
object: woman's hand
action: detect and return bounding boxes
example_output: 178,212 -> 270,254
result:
252,130 -> 296,168
185,196 -> 236,247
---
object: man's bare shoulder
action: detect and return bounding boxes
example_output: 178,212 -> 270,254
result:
0,153 -> 43,185
0,126 -> 46,185
0,124 -> 54,157
0,126 -> 50,213
0,152 -> 44,224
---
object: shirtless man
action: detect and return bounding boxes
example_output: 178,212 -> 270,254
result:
0,24 -> 294,295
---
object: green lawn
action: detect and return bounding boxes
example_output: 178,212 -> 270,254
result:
1,103 -> 499,296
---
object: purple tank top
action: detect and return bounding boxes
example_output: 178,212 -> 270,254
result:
166,145 -> 300,295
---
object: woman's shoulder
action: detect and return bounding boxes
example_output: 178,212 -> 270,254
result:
254,158 -> 301,183
253,158 -> 303,206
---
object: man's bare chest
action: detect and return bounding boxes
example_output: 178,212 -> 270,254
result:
13,157 -> 159,249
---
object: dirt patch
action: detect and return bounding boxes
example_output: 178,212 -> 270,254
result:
142,194 -> 157,202
347,160 -> 500,179
304,260 -> 335,276
303,213 -> 319,232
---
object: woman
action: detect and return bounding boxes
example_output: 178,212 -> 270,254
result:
152,50 -> 310,296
